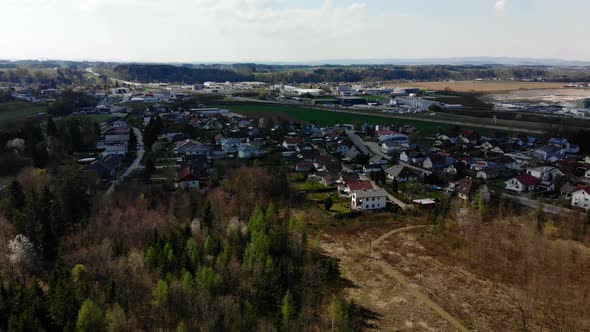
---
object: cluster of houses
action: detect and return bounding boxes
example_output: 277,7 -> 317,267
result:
81,118 -> 131,185
137,102 -> 590,213
287,123 -> 590,211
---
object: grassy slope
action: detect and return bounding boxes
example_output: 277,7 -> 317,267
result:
0,102 -> 48,126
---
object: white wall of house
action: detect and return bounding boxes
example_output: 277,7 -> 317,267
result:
505,178 -> 530,192
177,180 -> 200,190
571,190 -> 590,210
351,193 -> 387,210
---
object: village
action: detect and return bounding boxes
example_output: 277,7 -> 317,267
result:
77,95 -> 590,215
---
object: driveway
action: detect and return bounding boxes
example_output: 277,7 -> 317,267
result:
106,127 -> 144,195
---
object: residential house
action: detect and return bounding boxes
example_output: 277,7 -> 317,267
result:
384,165 -> 419,182
109,120 -> 128,128
282,137 -> 304,150
337,172 -> 361,185
504,152 -> 535,171
309,171 -> 338,186
82,155 -> 123,183
423,152 -> 456,171
571,187 -> 590,210
351,189 -> 388,210
399,150 -> 425,165
220,138 -> 245,153
560,184 -> 577,199
369,154 -> 388,166
505,174 -> 541,192
313,155 -> 341,172
238,146 -> 265,159
295,162 -> 314,172
344,180 -> 374,195
175,166 -> 200,191
380,134 -> 410,154
526,166 -> 562,182
97,141 -> 127,156
534,145 -> 564,162
174,140 -> 211,157
103,127 -> 130,142
333,143 -> 350,155
363,165 -> 382,174
547,138 -> 580,154
455,178 -> 476,201
344,147 -> 360,161
476,167 -> 501,180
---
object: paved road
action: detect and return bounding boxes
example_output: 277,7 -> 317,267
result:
106,127 -> 144,195
364,141 -> 391,160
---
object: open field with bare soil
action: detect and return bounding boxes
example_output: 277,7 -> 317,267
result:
318,214 -> 590,332
390,81 -> 565,92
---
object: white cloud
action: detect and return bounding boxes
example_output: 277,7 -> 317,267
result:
1,0 -> 589,62
494,0 -> 506,11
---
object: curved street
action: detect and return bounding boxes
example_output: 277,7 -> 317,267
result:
106,127 -> 144,195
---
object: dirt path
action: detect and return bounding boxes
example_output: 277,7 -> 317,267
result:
371,225 -> 427,248
371,226 -> 469,332
322,225 -> 470,331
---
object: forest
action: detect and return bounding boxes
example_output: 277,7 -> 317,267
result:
109,63 -> 590,84
0,165 -> 361,331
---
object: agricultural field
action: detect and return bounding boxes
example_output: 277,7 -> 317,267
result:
0,102 -> 48,126
391,80 -> 565,92
221,103 -> 449,134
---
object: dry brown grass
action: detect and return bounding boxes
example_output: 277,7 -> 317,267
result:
388,80 -> 565,92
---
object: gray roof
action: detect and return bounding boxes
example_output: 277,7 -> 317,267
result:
352,188 -> 388,198
385,164 -> 418,178
346,132 -> 370,155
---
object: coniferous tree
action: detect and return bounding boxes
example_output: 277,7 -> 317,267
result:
47,117 -> 58,137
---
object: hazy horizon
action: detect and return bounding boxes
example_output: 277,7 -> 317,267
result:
2,0 -> 589,63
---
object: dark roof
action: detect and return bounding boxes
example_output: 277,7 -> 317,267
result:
347,180 -> 374,191
515,174 -> 541,186
456,178 -> 475,197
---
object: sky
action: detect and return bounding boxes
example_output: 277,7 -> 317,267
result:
1,0 -> 589,63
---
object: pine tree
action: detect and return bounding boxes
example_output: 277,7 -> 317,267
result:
76,299 -> 105,332
105,303 -> 127,332
281,290 -> 296,323
143,158 -> 155,183
324,197 -> 334,211
47,117 -> 58,137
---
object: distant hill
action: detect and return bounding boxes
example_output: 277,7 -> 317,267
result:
259,57 -> 590,67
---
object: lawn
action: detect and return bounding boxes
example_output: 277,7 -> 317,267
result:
223,103 -> 448,134
290,181 -> 335,191
0,102 -> 48,126
393,181 -> 446,202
